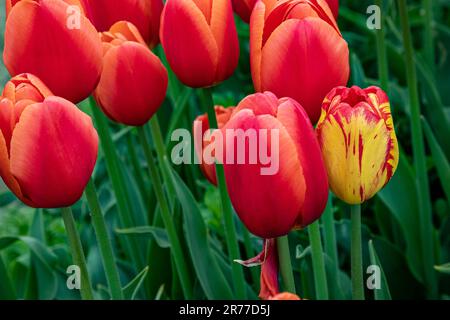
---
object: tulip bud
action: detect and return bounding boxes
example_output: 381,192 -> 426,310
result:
231,0 -> 277,23
4,0 -> 103,104
194,106 -> 235,185
250,0 -> 349,124
316,86 -> 399,204
0,76 -> 98,208
222,92 -> 328,238
160,0 -> 240,88
79,0 -> 163,48
94,21 -> 168,127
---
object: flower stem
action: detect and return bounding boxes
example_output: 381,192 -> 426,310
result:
149,116 -> 176,207
398,0 -> 437,298
308,221 -> 329,300
350,204 -> 364,300
198,87 -> 247,299
276,235 -> 296,294
321,196 -> 339,299
375,0 -> 389,92
423,0 -> 435,72
84,179 -> 123,300
61,207 -> 94,300
137,125 -> 192,299
89,97 -> 144,269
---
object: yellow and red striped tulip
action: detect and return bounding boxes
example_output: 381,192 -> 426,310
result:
4,0 -> 102,104
316,86 -> 399,204
160,0 -> 240,88
79,0 -> 163,48
194,106 -> 235,185
222,92 -> 329,238
94,21 -> 168,126
0,74 -> 99,208
250,0 -> 349,124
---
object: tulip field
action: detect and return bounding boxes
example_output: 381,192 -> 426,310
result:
0,0 -> 449,303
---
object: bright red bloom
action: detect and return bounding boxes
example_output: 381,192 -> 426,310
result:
250,0 -> 349,124
94,21 -> 168,126
0,74 -> 99,208
79,0 -> 163,48
4,0 -> 103,104
194,106 -> 235,185
222,92 -> 328,238
160,0 -> 240,88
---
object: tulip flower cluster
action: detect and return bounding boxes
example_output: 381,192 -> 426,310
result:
1,0 -> 401,302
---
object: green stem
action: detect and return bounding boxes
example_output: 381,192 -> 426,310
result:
276,235 -> 296,294
137,126 -> 192,299
423,0 -> 435,72
126,133 -> 148,200
350,205 -> 364,300
375,0 -> 389,92
321,196 -> 339,299
308,221 -> 329,300
398,0 -> 437,298
84,179 -> 124,300
61,207 -> 94,300
149,116 -> 176,207
242,226 -> 260,288
198,87 -> 247,299
89,97 -> 144,269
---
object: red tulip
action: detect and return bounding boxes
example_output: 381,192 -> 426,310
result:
0,74 -> 99,208
94,21 -> 168,126
222,92 -> 328,238
4,0 -> 103,104
231,0 -> 277,23
250,0 -> 349,123
160,0 -> 240,88
194,106 -> 235,185
79,0 -> 163,48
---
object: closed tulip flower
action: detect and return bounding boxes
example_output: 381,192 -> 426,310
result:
94,21 -> 168,126
79,0 -> 163,48
316,86 -> 399,204
222,92 -> 328,238
250,0 -> 349,123
194,106 -> 235,185
160,0 -> 240,88
4,0 -> 102,104
0,75 -> 99,208
231,0 -> 276,23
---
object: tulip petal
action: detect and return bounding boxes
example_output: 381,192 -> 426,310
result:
0,98 -> 31,205
260,18 -> 349,123
250,0 -> 267,91
223,109 -> 306,238
277,98 -> 328,226
4,0 -> 102,103
160,0 -> 219,87
94,42 -> 168,126
317,106 -> 391,204
210,0 -> 240,83
10,97 -> 98,208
